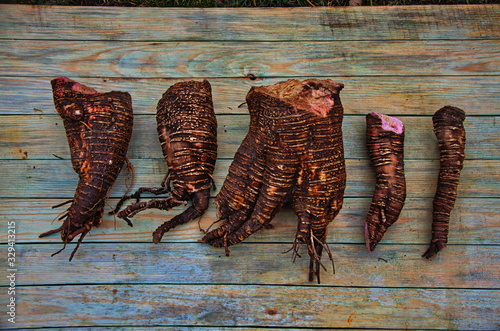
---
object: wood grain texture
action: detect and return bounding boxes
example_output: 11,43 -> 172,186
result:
1,40 -> 499,79
1,159 -> 497,199
2,76 -> 500,116
0,325 -> 360,331
0,4 -> 499,330
9,284 -> 500,329
1,5 -> 499,42
0,329 -> 370,331
1,197 -> 498,245
1,114 -> 498,160
2,243 -> 498,288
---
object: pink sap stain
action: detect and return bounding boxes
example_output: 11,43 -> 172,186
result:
56,76 -> 71,83
54,77 -> 98,94
370,112 -> 404,134
72,82 -> 98,94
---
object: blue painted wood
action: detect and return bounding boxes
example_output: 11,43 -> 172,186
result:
0,4 -> 499,330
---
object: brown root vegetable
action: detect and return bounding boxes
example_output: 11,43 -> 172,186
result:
201,93 -> 267,247
39,77 -> 133,260
423,106 -> 466,259
202,79 -> 346,283
364,112 -> 406,252
113,80 -> 217,243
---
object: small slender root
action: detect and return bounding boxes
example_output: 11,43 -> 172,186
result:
52,199 -> 73,209
110,186 -> 171,215
285,232 -> 334,283
39,226 -> 64,238
223,232 -> 230,256
69,231 -> 88,261
122,216 -> 134,227
124,157 -> 135,195
311,233 -> 335,275
203,218 -> 224,234
50,243 -> 67,257
283,238 -> 302,263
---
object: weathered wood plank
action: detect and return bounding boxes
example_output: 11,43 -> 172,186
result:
6,325 -> 356,331
3,243 -> 498,288
2,114 -> 497,160
2,76 -> 499,116
9,284 -> 500,329
1,197 -> 498,245
3,329 -> 359,331
0,159 -> 496,199
1,5 -> 498,331
1,5 -> 499,42
1,40 -> 498,79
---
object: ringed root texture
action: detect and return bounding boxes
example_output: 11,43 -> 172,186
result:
39,77 -> 133,261
423,106 -> 466,259
113,80 -> 217,243
364,112 -> 406,252
202,79 -> 346,283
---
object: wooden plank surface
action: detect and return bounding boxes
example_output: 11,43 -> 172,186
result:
0,4 -> 499,330
1,159 -> 498,199
2,243 -> 499,288
9,284 -> 500,329
1,5 -> 498,41
1,197 -> 499,244
2,76 -> 499,116
1,114 -> 499,160
1,40 -> 499,79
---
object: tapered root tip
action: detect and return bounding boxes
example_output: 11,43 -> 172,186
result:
422,248 -> 437,259
152,229 -> 164,244
39,227 -> 63,238
123,217 -> 134,227
364,222 -> 375,252
422,242 -> 445,259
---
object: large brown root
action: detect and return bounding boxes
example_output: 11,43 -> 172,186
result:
364,112 -> 406,252
113,80 -> 217,243
202,79 -> 346,283
423,106 -> 466,259
40,77 -> 133,260
201,92 -> 267,247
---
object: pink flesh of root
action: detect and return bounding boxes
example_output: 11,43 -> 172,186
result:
54,77 -> 98,94
56,76 -> 71,83
72,82 -> 98,94
370,112 -> 404,134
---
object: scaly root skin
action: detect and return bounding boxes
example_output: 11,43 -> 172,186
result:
113,80 -> 217,243
152,190 -> 209,244
364,112 -> 406,253
203,79 -> 345,283
42,77 -> 134,261
423,106 -> 466,259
